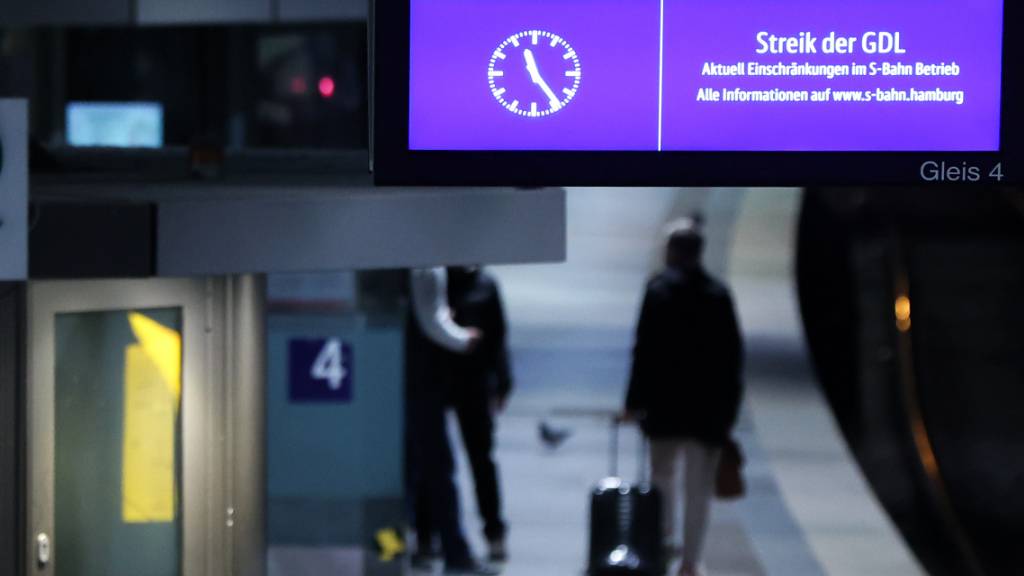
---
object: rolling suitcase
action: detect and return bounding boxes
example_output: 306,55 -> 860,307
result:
586,418 -> 664,576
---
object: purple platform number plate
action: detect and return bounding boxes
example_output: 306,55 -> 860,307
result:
289,338 -> 353,403
409,0 -> 1004,152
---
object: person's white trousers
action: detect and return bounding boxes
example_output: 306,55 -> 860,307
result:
650,439 -> 722,570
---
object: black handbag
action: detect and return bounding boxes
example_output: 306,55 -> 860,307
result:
716,437 -> 746,500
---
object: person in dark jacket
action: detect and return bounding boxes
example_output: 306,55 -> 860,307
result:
405,268 -> 498,576
623,217 -> 744,576
446,266 -> 514,562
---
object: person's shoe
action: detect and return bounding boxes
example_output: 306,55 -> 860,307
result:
410,551 -> 440,572
443,557 -> 501,575
487,538 -> 508,563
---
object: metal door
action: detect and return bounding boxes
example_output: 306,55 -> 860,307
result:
24,277 -> 263,576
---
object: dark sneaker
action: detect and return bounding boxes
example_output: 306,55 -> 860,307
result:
411,552 -> 439,572
487,538 -> 508,563
443,558 -> 501,575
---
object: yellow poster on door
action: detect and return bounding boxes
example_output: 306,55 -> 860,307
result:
122,313 -> 182,523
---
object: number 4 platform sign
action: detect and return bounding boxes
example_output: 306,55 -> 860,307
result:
289,338 -> 353,402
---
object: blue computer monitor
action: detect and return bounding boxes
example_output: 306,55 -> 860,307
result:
66,102 -> 164,149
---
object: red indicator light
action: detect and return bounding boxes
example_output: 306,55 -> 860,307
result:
289,76 -> 308,95
318,76 -> 336,99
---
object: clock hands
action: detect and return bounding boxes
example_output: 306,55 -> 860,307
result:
523,49 -> 562,112
489,31 -> 579,117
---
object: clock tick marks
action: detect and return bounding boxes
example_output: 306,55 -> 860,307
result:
488,30 -> 582,118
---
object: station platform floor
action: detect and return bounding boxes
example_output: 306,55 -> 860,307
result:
439,187 -> 924,576
451,329 -> 809,576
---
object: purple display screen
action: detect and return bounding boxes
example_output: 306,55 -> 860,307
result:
409,0 -> 1004,152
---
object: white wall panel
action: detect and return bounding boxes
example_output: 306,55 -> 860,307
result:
136,0 -> 271,25
278,0 -> 367,22
2,0 -> 131,26
0,100 -> 27,281
158,187 -> 566,276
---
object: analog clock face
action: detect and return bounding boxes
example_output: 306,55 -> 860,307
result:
488,30 -> 582,117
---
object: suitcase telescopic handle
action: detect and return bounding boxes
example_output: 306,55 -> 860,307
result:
610,417 -> 619,478
609,416 -> 649,483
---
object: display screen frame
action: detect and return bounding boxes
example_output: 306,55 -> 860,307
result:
373,0 -> 1021,186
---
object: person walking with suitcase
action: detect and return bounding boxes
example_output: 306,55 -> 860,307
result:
622,217 -> 744,576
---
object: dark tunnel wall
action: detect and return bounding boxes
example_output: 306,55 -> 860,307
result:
908,239 -> 1024,576
797,187 -> 1024,576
